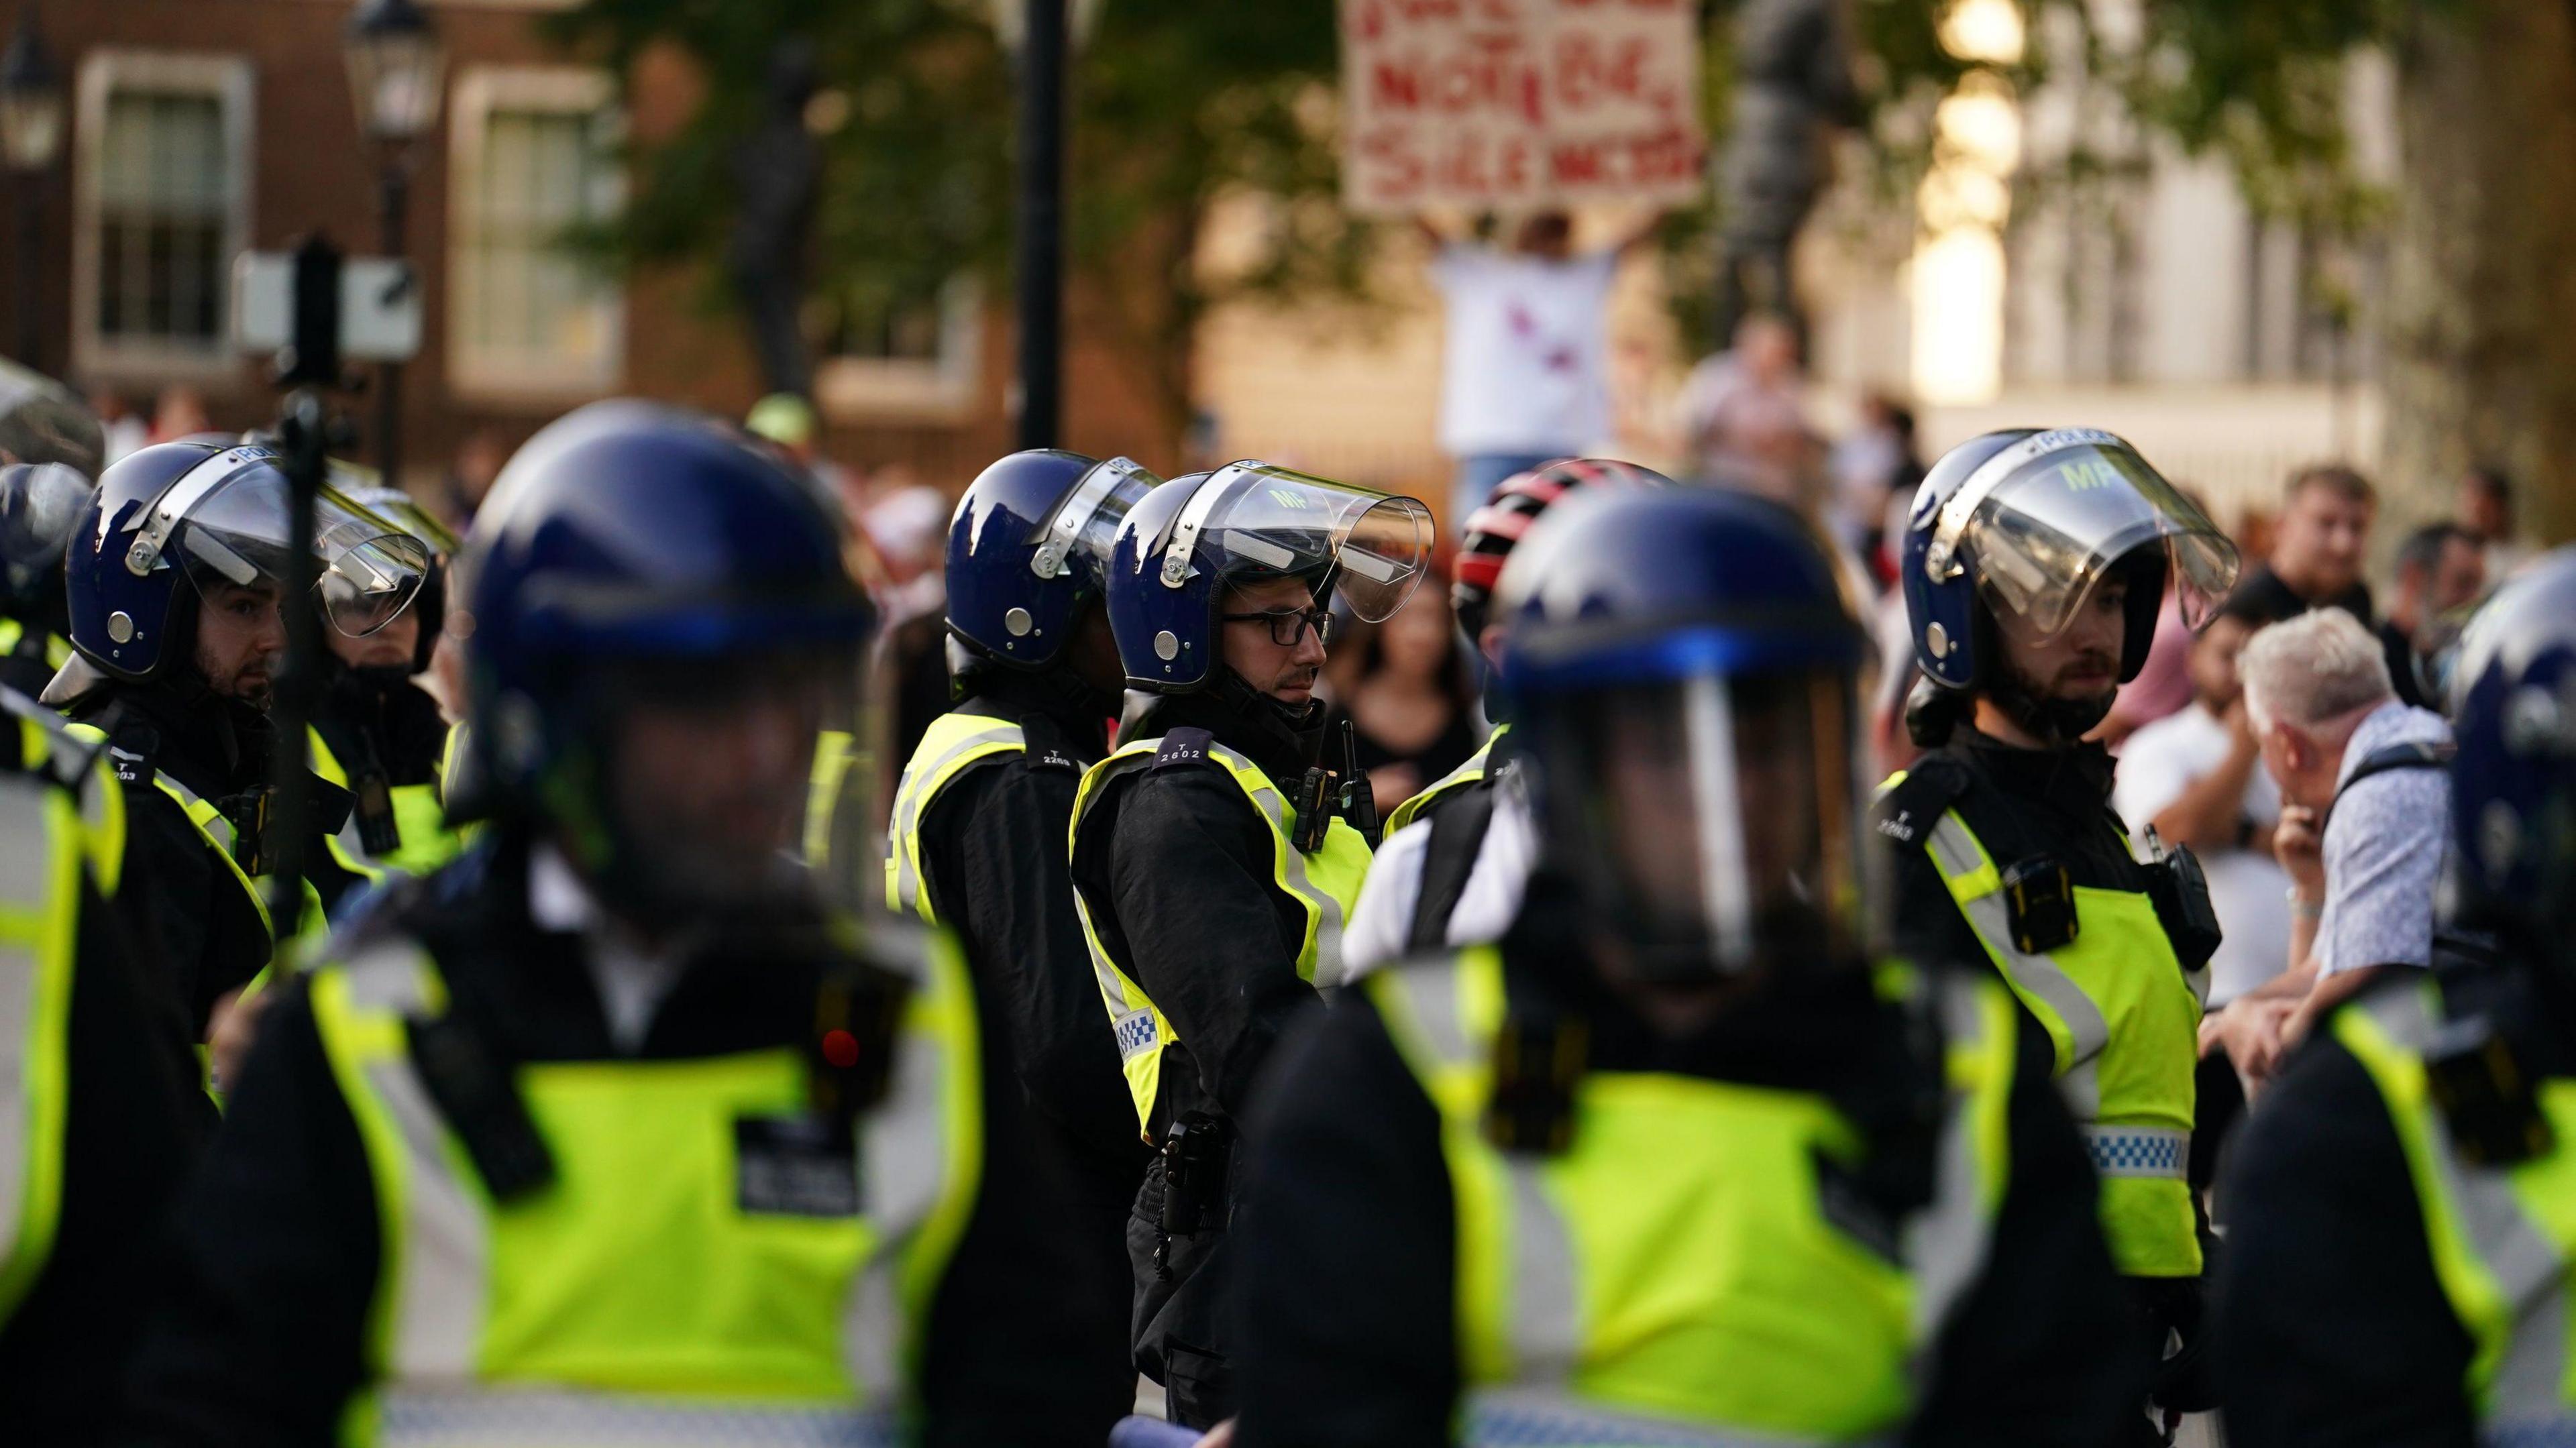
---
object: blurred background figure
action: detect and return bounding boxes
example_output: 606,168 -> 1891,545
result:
2377,521 -> 2485,708
1676,311 -> 1816,504
1825,390 -> 1921,567
146,385 -> 211,445
438,427 -> 510,533
1322,578 -> 1481,811
89,387 -> 146,466
2454,464 -> 2528,581
1423,209 -> 1654,526
865,482 -> 958,765
2235,464 -> 2376,624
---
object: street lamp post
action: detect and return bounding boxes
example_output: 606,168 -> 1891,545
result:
1,7 -> 66,375
345,0 -> 443,489
992,0 -> 1102,453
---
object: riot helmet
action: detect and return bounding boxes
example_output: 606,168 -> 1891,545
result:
2445,547 -> 2576,953
339,482 -> 456,675
0,462 -> 93,640
945,449 -> 1161,683
1450,457 -> 1675,648
1495,487 -> 1870,983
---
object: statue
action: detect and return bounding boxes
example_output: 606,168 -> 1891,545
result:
729,38 -> 821,400
1713,0 -> 1859,344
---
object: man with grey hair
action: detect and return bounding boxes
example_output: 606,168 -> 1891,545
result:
2200,606 -> 2452,1087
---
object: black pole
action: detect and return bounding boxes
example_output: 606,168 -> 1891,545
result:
1013,0 -> 1065,451
14,184 -> 38,371
264,236 -> 343,949
374,164 -> 408,488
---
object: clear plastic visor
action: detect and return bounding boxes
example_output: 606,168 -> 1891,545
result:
1536,667 -> 1863,980
0,462 -> 91,595
172,471 -> 431,638
1032,455 -> 1162,590
1175,462 -> 1432,622
1929,441 -> 2241,636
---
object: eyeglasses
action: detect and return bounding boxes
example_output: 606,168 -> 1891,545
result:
1220,606 -> 1335,647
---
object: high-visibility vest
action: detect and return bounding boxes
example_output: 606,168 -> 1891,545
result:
1880,769 -> 2204,1278
309,726 -> 464,883
882,712 -> 1031,924
306,923 -> 984,1448
1366,948 -> 2017,1447
1385,724 -> 1508,836
1069,732 -> 1373,1137
2336,979 -> 2576,1435
0,706 -> 125,1326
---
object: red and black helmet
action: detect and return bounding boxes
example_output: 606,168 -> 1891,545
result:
1451,457 -> 1674,643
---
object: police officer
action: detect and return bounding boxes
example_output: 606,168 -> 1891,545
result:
45,441 -> 430,1038
123,403 -> 1101,1447
0,687 -> 209,1439
882,448 -> 1165,1433
1232,486 -> 2141,1446
0,461 -> 93,697
1877,428 -> 2241,1429
2214,547 -> 2576,1445
1069,459 -> 1431,1426
310,484 -> 464,881
1347,457 -> 1672,974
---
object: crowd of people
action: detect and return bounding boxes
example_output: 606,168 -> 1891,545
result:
0,332 -> 2569,1448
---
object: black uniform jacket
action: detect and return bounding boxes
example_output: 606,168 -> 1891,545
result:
0,726 -> 213,1445
912,670 -> 1142,1437
2212,963 -> 2564,1448
1067,691 -> 1320,1136
1230,895 -> 2145,1448
311,665 -> 451,792
119,832 -> 1111,1448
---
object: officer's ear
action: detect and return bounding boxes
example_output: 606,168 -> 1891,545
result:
1478,622 -> 1507,673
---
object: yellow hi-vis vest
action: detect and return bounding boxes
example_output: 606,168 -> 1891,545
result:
882,712 -> 1031,924
309,727 -> 464,883
1069,732 -> 1374,1138
1385,724 -> 1509,836
307,924 -> 985,1448
2336,979 -> 2576,1436
1365,948 -> 2017,1447
0,619 -> 72,673
1880,769 -> 2203,1278
0,709 -> 124,1327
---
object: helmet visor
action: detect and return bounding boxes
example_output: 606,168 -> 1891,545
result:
0,462 -> 91,604
1168,462 -> 1432,623
1926,431 -> 2241,637
172,469 -> 431,638
1032,455 -> 1162,592
1532,667 -> 1863,980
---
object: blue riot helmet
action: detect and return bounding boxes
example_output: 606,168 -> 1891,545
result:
1105,459 -> 1431,695
61,441 -> 429,685
2445,547 -> 2576,951
1901,428 -> 2239,702
0,462 -> 93,638
341,482 -> 455,674
461,400 -> 875,923
1495,487 -> 1870,981
945,449 -> 1161,676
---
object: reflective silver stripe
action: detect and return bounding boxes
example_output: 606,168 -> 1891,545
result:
843,942 -> 954,1404
1908,980 -> 2000,1346
885,722 -> 1023,917
1503,1158 -> 1582,1382
1069,750 -> 1155,1017
1462,1387 -> 1862,1447
376,1387 -> 896,1447
0,782 -> 56,1280
1923,814 -> 2106,1118
153,770 -> 237,854
2083,1127 -> 2190,1180
1385,961 -> 1475,1072
1205,742 -> 1351,988
2361,988 -> 2575,1421
373,1051 -> 490,1375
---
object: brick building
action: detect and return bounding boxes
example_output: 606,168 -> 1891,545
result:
0,0 -> 1178,502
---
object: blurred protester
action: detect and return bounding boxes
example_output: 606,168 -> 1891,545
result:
1675,312 -> 1815,504
2234,463 -> 2376,625
1826,391 -> 1921,561
147,384 -> 212,445
89,386 -> 146,465
2100,484 -> 2226,747
2378,521 -> 2485,709
867,483 -> 956,767
2456,463 -> 2531,581
438,427 -> 509,531
1422,209 -> 1654,526
1323,583 -> 1481,812
2202,608 -> 2450,1089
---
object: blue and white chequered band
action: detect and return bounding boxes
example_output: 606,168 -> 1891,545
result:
2084,1126 -> 2188,1180
1462,1390 -> 1864,1447
2485,1418 -> 2576,1447
377,1388 -> 896,1447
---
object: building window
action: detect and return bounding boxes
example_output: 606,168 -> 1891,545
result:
72,52 -> 255,382
814,276 -> 981,423
447,67 -> 623,402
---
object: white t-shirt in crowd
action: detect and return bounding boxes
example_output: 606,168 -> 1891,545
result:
2112,703 -> 2290,1006
1432,245 -> 1617,457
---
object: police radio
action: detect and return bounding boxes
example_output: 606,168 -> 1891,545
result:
1290,718 -> 1378,852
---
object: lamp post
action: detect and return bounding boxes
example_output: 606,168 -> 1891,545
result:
345,0 -> 443,488
1,7 -> 66,374
992,0 -> 1103,452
